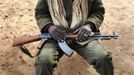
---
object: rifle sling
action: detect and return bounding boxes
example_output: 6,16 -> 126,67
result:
19,40 -> 48,58
20,45 -> 34,58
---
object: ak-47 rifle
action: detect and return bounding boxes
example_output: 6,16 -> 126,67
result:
13,32 -> 118,57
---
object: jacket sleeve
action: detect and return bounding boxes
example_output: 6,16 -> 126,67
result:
85,0 -> 105,32
35,0 -> 53,33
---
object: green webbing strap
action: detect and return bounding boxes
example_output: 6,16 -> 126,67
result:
19,45 -> 33,58
19,40 -> 47,58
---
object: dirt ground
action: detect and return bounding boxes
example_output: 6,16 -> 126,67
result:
0,0 -> 134,75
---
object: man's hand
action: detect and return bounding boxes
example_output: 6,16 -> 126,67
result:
75,24 -> 92,42
48,25 -> 65,41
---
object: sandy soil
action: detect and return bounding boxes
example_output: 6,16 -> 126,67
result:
0,0 -> 134,75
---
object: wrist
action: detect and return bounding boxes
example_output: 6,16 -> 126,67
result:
85,23 -> 96,32
83,24 -> 92,32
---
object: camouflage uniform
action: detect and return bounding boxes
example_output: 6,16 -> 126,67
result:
35,0 -> 114,75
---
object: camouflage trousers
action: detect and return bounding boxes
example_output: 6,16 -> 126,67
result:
35,40 -> 114,75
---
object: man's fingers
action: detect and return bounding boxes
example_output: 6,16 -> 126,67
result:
51,32 -> 59,40
48,25 -> 66,41
56,29 -> 65,36
77,29 -> 92,41
79,29 -> 87,41
55,33 -> 64,40
54,29 -> 65,40
77,29 -> 82,41
77,29 -> 85,41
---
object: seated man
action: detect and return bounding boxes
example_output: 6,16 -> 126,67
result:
35,0 -> 114,75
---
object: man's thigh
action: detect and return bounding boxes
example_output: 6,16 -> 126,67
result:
75,40 -> 108,64
36,41 -> 63,65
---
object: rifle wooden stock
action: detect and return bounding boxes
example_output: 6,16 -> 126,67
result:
13,35 -> 41,47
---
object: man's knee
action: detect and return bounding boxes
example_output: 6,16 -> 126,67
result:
93,52 -> 113,68
93,52 -> 114,75
35,49 -> 58,67
87,41 -> 111,65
